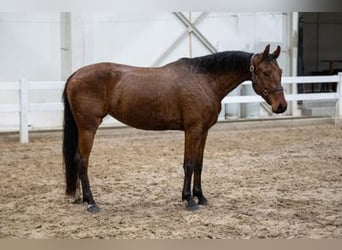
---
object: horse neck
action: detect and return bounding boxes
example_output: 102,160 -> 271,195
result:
210,70 -> 251,101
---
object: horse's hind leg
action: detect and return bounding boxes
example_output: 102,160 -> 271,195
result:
77,128 -> 100,213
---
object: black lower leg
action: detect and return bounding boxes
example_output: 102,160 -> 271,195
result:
79,159 -> 100,213
80,178 -> 100,213
193,187 -> 208,205
182,162 -> 198,210
193,165 -> 208,205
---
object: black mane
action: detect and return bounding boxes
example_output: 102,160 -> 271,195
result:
180,51 -> 253,74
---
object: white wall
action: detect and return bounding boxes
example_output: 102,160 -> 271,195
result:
0,12 -> 290,80
82,13 -> 188,67
0,13 -> 61,81
0,12 -> 291,131
79,12 -> 289,71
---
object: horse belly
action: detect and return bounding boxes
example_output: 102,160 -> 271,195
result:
109,95 -> 183,130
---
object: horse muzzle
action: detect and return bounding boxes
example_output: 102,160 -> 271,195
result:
272,102 -> 287,114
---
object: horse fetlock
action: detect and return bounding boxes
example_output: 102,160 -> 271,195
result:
182,191 -> 191,201
192,189 -> 208,205
82,194 -> 93,204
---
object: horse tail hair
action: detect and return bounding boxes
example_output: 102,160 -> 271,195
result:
63,74 -> 79,196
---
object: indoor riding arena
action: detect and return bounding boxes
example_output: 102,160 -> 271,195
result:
0,120 -> 342,239
1,12 -> 342,239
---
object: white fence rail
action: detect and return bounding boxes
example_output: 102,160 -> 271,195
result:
1,73 -> 342,143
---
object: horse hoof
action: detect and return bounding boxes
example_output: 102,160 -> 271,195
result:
187,204 -> 199,211
87,204 -> 100,213
186,200 -> 199,211
198,198 -> 209,206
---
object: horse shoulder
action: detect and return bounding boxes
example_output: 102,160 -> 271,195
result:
178,76 -> 221,129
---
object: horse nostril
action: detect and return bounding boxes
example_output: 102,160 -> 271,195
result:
277,104 -> 287,113
278,106 -> 282,113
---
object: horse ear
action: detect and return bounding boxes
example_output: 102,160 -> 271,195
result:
262,44 -> 270,59
272,45 -> 281,59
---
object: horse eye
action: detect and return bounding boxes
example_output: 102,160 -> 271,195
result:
263,71 -> 271,77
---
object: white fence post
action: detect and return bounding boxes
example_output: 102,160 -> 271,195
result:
19,79 -> 29,143
336,73 -> 342,125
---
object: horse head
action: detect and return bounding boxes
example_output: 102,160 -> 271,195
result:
250,45 -> 287,114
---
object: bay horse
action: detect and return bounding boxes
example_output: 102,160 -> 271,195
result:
63,44 -> 287,213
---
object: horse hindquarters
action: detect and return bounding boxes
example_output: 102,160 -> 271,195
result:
63,80 -> 104,213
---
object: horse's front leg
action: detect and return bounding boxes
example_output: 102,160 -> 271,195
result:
192,130 -> 208,206
182,128 -> 208,210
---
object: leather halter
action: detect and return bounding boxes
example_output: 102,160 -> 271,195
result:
249,54 -> 284,98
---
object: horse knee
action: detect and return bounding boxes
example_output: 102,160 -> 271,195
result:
183,162 -> 194,175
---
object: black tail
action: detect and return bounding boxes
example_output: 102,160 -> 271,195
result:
63,75 -> 79,196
